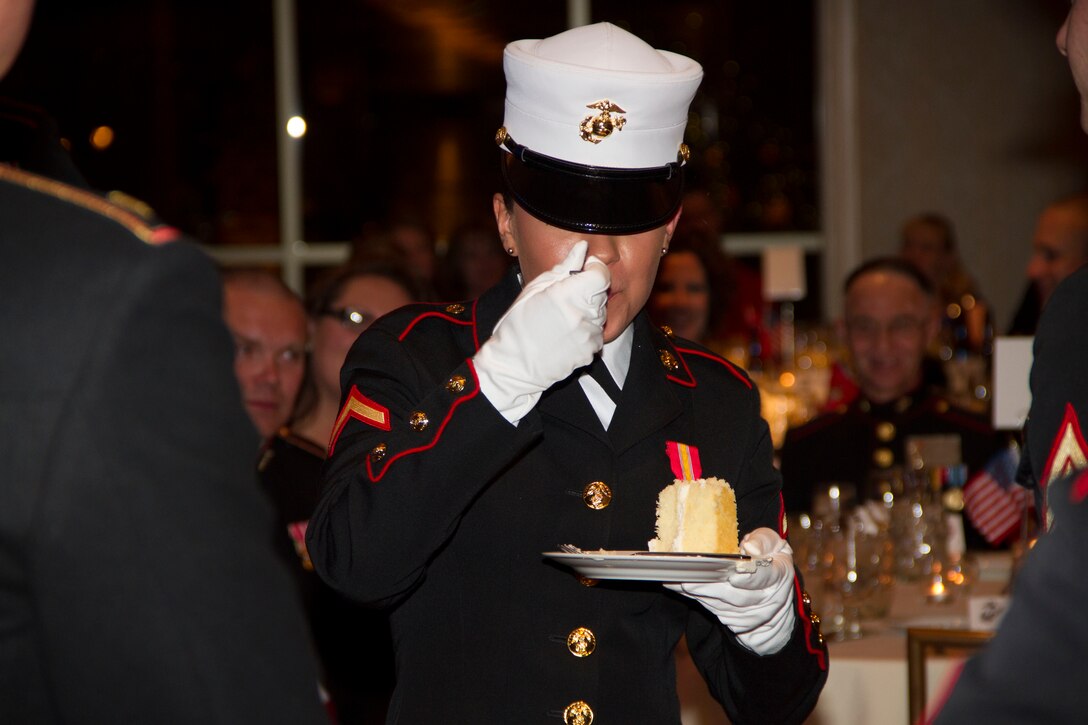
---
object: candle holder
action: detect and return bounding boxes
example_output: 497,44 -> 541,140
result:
924,560 -> 953,604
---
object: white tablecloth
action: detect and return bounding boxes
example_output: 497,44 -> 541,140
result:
679,553 -> 1012,725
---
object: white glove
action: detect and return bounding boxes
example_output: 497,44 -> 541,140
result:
666,527 -> 797,655
474,241 -> 610,424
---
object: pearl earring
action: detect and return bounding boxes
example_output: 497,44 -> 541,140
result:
506,247 -> 516,255
660,247 -> 667,256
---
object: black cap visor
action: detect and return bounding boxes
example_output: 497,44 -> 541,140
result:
499,138 -> 684,235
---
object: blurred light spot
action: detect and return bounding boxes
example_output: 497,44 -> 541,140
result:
90,126 -> 114,150
286,115 -> 307,138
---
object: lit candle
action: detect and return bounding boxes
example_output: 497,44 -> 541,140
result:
926,578 -> 949,604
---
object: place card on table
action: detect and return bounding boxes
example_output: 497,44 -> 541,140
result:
967,594 -> 1011,631
992,336 -> 1033,430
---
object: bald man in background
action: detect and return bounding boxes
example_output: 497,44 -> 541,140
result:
1009,193 -> 1088,334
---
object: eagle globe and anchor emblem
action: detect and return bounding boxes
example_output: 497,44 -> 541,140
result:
579,99 -> 627,143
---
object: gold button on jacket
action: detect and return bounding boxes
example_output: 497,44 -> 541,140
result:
582,481 -> 612,509
567,627 -> 596,657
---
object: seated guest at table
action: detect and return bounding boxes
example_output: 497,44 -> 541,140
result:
221,269 -> 309,442
779,258 -> 1001,543
649,227 -> 736,348
672,187 -> 766,350
898,212 -> 992,357
1007,193 -> 1088,335
259,260 -> 419,723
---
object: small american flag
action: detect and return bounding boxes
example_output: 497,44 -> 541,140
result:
963,444 -> 1030,545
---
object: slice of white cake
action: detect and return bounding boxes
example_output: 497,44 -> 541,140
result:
648,477 -> 739,554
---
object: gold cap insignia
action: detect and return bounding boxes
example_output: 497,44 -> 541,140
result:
580,99 -> 627,144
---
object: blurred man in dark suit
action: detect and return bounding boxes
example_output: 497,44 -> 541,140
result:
0,1 -> 326,722
931,5 -> 1088,722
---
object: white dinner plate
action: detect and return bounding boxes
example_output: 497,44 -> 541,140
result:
543,550 -> 752,582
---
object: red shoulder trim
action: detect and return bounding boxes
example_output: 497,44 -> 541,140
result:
397,310 -> 475,341
366,360 -> 482,482
672,345 -> 752,389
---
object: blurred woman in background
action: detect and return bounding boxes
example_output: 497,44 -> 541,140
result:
258,259 -> 419,724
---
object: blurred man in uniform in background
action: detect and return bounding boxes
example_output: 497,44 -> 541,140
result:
0,1 -> 325,722
780,257 -> 1000,549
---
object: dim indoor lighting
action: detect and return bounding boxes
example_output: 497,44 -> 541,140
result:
90,126 -> 114,150
286,115 -> 307,138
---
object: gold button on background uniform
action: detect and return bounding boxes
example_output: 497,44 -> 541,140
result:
582,481 -> 612,510
873,447 -> 894,468
369,443 -> 387,462
563,700 -> 593,725
408,411 -> 429,432
445,303 -> 465,314
875,421 -> 896,442
445,375 -> 466,393
566,627 -> 596,657
943,487 -> 965,512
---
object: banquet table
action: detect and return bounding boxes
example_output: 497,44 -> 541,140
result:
678,553 -> 1013,725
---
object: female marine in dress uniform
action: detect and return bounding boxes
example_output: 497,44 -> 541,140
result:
308,22 -> 827,724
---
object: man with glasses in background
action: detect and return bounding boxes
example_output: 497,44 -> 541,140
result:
779,257 -> 1000,547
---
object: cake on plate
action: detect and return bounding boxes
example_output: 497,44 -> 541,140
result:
648,477 -> 739,554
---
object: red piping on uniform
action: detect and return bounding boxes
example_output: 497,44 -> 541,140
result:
922,660 -> 966,725
777,492 -> 786,538
794,576 -> 827,671
470,297 -> 482,351
665,348 -> 696,387
673,346 -> 752,389
1072,470 -> 1088,504
366,360 -> 482,482
397,312 -> 474,342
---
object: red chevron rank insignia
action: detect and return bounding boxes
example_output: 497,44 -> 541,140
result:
329,385 -> 391,454
1041,402 -> 1088,530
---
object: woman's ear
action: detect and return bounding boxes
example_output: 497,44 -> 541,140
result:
492,193 -> 517,256
662,206 -> 682,253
